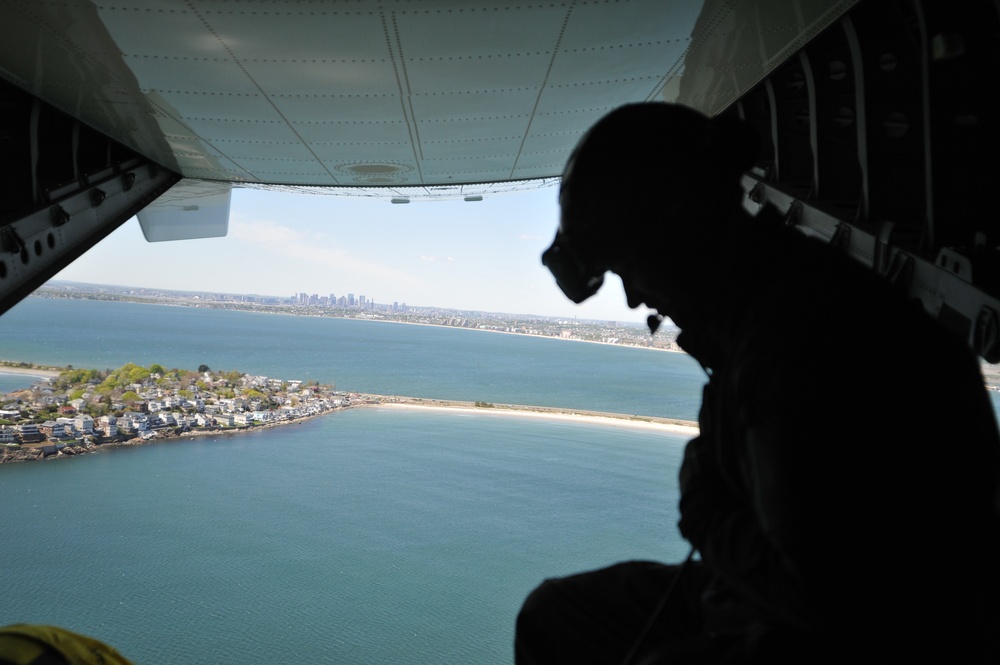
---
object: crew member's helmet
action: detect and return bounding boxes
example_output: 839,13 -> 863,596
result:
542,103 -> 758,303
0,624 -> 136,665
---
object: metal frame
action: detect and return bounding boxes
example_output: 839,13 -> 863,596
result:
0,81 -> 181,316
732,0 -> 1000,360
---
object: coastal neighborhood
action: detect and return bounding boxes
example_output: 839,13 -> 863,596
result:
0,362 -> 373,463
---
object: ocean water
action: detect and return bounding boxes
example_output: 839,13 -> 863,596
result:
0,297 -> 706,419
0,373 -> 42,394
0,409 -> 688,664
5,297 -> 999,664
0,298 -> 696,664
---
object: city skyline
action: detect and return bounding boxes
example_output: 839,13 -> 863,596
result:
49,186 -> 647,323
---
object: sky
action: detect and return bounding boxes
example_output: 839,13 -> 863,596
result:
52,185 -> 644,323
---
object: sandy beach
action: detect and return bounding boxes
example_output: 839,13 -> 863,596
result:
0,366 -> 60,378
376,397 -> 699,435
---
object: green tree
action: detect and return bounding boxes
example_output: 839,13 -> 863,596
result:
87,402 -> 108,417
55,368 -> 99,390
198,365 -> 210,374
149,363 -> 165,375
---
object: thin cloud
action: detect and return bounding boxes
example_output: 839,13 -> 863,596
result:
419,255 -> 455,263
230,217 -> 421,286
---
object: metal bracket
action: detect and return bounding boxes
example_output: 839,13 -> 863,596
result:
783,201 -> 803,228
1,226 -> 27,257
975,306 -> 1000,363
830,222 -> 852,252
0,160 -> 181,317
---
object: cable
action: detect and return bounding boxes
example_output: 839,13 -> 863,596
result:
617,547 -> 697,665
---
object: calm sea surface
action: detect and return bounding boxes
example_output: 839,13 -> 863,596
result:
0,298 -> 705,418
0,298 -> 697,664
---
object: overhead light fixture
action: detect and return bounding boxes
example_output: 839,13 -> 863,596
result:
391,197 -> 410,204
463,195 -> 483,202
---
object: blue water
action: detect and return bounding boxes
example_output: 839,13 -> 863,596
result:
0,373 -> 44,394
0,298 -> 696,664
0,298 -> 705,419
1,410 -> 688,664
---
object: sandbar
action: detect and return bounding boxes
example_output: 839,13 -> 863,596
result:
0,366 -> 60,378
375,398 -> 699,435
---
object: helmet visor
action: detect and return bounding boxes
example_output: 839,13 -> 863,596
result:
541,232 -> 605,304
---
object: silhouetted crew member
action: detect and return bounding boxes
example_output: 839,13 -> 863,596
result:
517,103 -> 1000,663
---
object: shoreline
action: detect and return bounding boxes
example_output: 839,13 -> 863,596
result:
374,397 -> 699,435
1,396 -> 698,464
0,366 -> 61,378
353,316 -> 684,354
26,294 -> 683,355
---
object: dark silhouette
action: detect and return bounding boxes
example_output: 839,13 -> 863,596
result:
519,103 -> 1000,663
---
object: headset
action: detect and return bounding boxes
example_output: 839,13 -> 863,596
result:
540,231 -> 606,304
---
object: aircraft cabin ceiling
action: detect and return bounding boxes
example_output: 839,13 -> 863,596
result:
0,0 -> 858,196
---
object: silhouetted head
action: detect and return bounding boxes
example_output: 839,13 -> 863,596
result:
542,103 -> 759,316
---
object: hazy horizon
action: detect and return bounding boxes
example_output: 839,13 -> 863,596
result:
49,187 -> 649,324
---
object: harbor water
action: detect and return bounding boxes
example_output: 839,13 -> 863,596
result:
1,297 -> 698,664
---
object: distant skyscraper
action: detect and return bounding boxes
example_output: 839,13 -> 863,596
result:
348,293 -> 355,307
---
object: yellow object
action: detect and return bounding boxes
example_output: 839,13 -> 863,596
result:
0,625 -> 135,665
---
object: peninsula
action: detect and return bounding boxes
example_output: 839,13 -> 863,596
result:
1,362 -> 698,464
0,362 -> 347,463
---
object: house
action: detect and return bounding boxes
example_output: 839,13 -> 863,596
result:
181,398 -> 204,412
74,414 -> 94,434
119,412 -> 149,433
99,415 -> 118,437
38,421 -> 58,438
55,417 -> 77,439
16,423 -> 42,442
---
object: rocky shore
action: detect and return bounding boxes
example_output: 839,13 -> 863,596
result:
0,404 -> 342,464
1,442 -> 93,462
